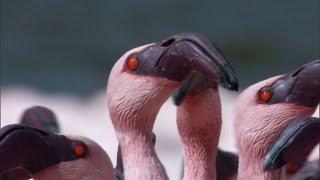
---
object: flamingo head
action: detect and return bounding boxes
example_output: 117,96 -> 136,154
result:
235,60 -> 320,169
0,124 -> 114,179
107,32 -> 238,137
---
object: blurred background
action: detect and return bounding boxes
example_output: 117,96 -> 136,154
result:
2,0 -> 319,93
1,1 -> 319,179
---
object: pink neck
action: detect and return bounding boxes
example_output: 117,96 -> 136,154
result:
237,153 -> 285,180
183,154 -> 217,180
118,132 -> 168,180
177,89 -> 221,180
108,78 -> 179,180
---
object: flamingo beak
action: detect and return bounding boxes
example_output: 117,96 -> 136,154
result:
263,117 -> 320,171
134,32 -> 239,105
0,124 -> 84,175
135,32 -> 238,92
262,60 -> 320,171
264,60 -> 320,107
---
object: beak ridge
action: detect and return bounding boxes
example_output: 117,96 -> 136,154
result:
170,32 -> 239,91
135,32 -> 239,91
268,60 -> 320,107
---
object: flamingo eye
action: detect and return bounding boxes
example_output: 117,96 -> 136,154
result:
258,87 -> 273,102
127,57 -> 139,71
73,143 -> 86,157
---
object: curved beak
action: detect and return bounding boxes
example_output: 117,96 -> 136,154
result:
263,60 -> 320,171
263,117 -> 320,171
0,124 -> 81,175
266,60 -> 320,107
134,32 -> 238,92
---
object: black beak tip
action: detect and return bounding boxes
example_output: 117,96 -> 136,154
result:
230,81 -> 239,91
222,76 -> 239,91
263,150 -> 284,172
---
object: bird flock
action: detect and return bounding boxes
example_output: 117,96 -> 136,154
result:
0,32 -> 319,180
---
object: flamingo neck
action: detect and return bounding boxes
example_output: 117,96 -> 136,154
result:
183,154 -> 217,180
177,89 -> 221,180
108,79 -> 178,180
237,153 -> 285,180
118,132 -> 168,180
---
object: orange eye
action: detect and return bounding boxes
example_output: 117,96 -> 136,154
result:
127,57 -> 139,71
259,89 -> 272,102
73,144 -> 86,157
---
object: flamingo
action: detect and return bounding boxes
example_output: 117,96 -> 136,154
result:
1,106 -> 61,180
234,60 -> 320,179
107,32 -> 238,180
175,87 -> 237,180
171,39 -> 238,180
0,124 -> 117,180
2,107 -> 156,180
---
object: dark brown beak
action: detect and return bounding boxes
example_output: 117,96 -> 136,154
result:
263,60 -> 320,171
0,124 -> 83,175
265,60 -> 320,107
20,106 -> 60,133
134,32 -> 238,92
263,117 -> 320,171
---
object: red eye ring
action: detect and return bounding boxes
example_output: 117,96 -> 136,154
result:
73,143 -> 86,157
127,57 -> 139,71
259,88 -> 273,102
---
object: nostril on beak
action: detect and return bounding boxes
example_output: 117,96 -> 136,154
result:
161,38 -> 175,47
291,66 -> 304,77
